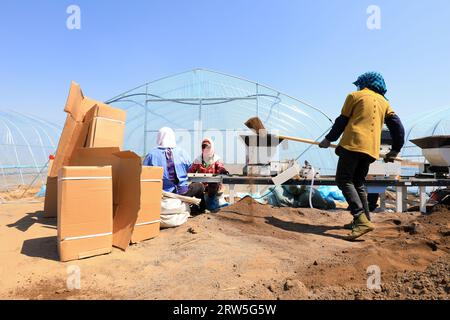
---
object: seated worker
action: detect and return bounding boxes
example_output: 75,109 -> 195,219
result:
143,127 -> 206,213
319,72 -> 405,240
188,138 -> 229,211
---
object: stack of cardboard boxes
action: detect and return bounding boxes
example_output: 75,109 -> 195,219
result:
45,82 -> 163,262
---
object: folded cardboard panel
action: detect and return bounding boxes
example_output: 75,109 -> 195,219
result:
112,151 -> 142,250
43,176 -> 58,218
57,166 -> 113,262
71,147 -> 139,248
131,166 -> 164,243
49,82 -> 92,178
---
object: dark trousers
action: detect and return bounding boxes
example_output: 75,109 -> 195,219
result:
335,147 -> 375,218
206,183 -> 220,197
182,182 -> 206,213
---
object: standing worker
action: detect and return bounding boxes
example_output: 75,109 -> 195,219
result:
319,72 -> 405,240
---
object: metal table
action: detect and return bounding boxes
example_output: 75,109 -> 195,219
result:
189,175 -> 450,213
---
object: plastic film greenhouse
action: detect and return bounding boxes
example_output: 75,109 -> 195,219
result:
106,68 -> 338,174
0,111 -> 61,192
401,106 -> 450,162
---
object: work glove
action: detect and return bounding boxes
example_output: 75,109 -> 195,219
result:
319,138 -> 331,149
384,150 -> 399,163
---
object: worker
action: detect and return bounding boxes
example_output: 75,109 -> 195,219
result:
319,72 -> 405,240
188,138 -> 229,211
143,127 -> 206,214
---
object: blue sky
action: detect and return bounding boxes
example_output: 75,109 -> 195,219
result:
1,0 -> 449,125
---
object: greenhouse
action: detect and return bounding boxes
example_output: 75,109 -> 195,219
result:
401,105 -> 450,162
0,110 -> 61,191
106,68 -> 338,175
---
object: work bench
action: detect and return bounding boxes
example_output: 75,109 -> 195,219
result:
188,175 -> 450,213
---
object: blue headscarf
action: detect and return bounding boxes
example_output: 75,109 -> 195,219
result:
353,72 -> 387,97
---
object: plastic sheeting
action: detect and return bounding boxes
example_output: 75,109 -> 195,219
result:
402,106 -> 450,162
106,69 -> 338,175
0,110 -> 61,190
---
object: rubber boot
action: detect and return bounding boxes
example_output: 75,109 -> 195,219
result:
344,212 -> 371,230
205,195 -> 220,212
343,220 -> 355,230
345,213 -> 375,241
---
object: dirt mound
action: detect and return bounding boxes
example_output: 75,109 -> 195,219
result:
218,200 -> 343,242
309,255 -> 450,300
293,210 -> 449,296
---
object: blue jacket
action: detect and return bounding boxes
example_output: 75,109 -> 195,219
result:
143,147 -> 192,193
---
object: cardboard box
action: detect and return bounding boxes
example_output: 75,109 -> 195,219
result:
57,166 -> 113,262
70,148 -> 163,250
70,147 -> 121,208
131,166 -> 163,244
44,82 -> 126,218
82,104 -> 126,148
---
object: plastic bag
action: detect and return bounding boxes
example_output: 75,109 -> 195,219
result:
160,198 -> 191,228
317,186 -> 345,202
36,184 -> 46,197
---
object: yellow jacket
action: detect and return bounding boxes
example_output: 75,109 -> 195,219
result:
338,88 -> 395,160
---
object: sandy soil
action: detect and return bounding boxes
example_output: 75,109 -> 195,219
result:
0,196 -> 448,300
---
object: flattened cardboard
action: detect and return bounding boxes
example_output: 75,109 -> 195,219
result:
112,151 -> 142,250
50,82 -> 93,177
63,81 -> 85,121
43,176 -> 57,218
131,166 -> 163,243
57,166 -> 113,262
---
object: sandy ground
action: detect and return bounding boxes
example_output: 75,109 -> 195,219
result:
0,196 -> 449,300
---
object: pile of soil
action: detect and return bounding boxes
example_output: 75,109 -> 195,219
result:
216,197 -> 449,300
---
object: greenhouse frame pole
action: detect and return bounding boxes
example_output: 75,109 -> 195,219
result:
143,84 -> 149,157
256,83 -> 259,117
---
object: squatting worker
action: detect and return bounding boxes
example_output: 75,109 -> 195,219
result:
143,127 -> 207,214
188,138 -> 229,211
319,72 -> 405,240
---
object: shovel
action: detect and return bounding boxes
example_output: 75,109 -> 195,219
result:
244,117 -> 403,162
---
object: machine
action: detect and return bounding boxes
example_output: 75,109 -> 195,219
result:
411,135 -> 450,178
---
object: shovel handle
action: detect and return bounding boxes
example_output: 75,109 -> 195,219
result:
276,134 -> 404,162
277,135 -> 339,148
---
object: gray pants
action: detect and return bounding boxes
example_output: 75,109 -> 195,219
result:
335,147 -> 375,218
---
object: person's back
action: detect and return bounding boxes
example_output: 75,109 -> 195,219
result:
339,88 -> 394,160
143,127 -> 191,193
144,147 -> 191,193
